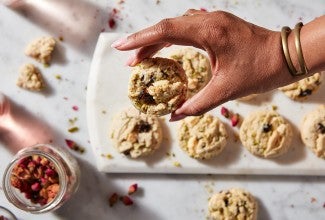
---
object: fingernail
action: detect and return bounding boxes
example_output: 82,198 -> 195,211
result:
111,37 -> 127,48
169,114 -> 187,122
125,53 -> 137,66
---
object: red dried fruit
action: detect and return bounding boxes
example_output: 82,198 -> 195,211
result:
11,154 -> 60,206
45,168 -> 56,177
108,18 -> 116,29
128,184 -> 138,195
200,7 -> 207,12
108,193 -> 119,207
120,195 -> 133,206
72,105 -> 79,111
65,139 -> 76,149
31,182 -> 41,191
221,106 -> 230,118
231,114 -> 240,127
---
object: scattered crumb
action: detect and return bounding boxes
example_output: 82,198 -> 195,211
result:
102,110 -> 107,114
272,105 -> 278,111
55,74 -> 62,80
156,0 -> 160,4
311,197 -> 317,203
17,63 -> 45,91
290,204 -> 294,208
204,182 -> 214,194
101,153 -> 114,159
69,117 -> 78,126
68,126 -> 79,133
25,36 -> 56,65
58,36 -> 64,41
173,161 -> 181,167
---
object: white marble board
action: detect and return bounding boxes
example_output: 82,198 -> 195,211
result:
87,33 -> 325,175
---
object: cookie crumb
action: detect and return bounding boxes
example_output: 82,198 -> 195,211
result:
68,126 -> 79,133
173,161 -> 181,167
25,36 -> 56,65
17,64 -> 45,91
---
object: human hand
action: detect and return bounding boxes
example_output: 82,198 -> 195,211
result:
111,9 -> 291,121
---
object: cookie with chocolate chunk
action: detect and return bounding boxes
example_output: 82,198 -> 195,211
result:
178,114 -> 228,159
239,110 -> 292,158
109,107 -> 163,158
279,72 -> 322,101
128,57 -> 187,116
169,48 -> 211,98
300,105 -> 325,159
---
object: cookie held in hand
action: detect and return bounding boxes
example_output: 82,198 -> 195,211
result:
128,57 -> 187,116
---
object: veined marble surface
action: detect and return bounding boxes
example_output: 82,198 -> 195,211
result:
0,0 -> 324,219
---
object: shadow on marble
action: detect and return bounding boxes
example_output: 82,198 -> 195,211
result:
256,197 -> 272,220
0,95 -> 63,153
236,90 -> 275,106
12,0 -> 111,56
51,40 -> 67,66
55,158 -> 164,220
41,74 -> 55,97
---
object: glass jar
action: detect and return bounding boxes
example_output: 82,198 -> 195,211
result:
2,144 -> 80,213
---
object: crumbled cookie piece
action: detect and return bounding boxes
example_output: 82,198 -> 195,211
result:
25,36 -> 56,65
16,64 -> 45,91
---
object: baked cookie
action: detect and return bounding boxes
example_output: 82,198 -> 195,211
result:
300,105 -> 325,159
25,36 -> 56,65
16,64 -> 45,91
178,114 -> 227,159
279,72 -> 322,101
208,188 -> 258,220
169,48 -> 211,98
109,107 -> 163,158
128,57 -> 187,116
238,94 -> 258,101
239,110 -> 292,158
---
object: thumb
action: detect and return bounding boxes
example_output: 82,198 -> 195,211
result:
170,76 -> 229,121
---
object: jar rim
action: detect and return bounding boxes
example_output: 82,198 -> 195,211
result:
2,144 -> 69,214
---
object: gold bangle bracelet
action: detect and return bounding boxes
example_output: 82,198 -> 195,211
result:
293,22 -> 309,75
281,26 -> 297,76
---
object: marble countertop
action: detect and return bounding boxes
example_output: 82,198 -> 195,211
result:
0,0 -> 324,219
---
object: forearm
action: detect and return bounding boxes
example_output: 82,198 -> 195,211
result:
287,15 -> 325,76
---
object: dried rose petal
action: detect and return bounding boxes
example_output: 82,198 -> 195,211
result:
72,105 -> 79,111
31,182 -> 41,191
108,18 -> 116,29
231,114 -> 240,127
108,193 -> 119,207
45,168 -> 56,177
128,184 -> 138,195
120,195 -> 133,206
221,106 -> 230,118
65,139 -> 76,149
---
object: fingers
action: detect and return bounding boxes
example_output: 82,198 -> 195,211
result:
126,43 -> 168,66
111,14 -> 205,51
170,76 -> 229,121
